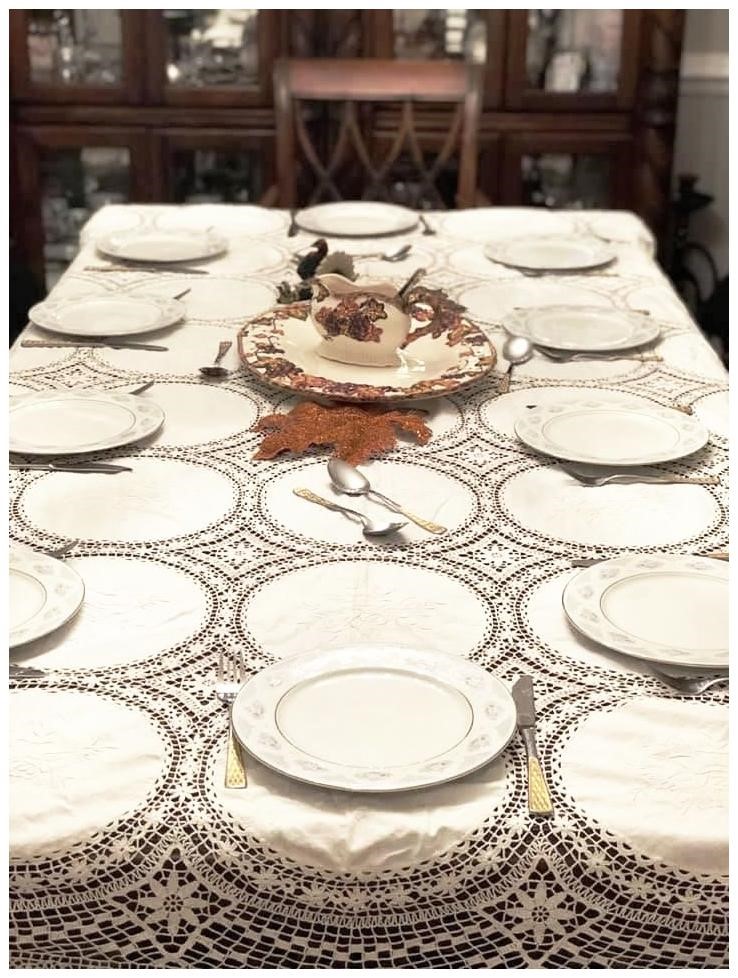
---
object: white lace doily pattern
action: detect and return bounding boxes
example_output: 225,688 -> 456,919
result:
9,205 -> 728,969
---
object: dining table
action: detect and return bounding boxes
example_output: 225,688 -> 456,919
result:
9,203 -> 728,968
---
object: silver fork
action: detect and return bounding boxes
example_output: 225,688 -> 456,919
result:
536,347 -> 661,363
215,648 -> 248,788
562,468 -> 719,488
652,670 -> 728,695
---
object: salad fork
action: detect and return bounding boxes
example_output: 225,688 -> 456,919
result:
215,648 -> 248,789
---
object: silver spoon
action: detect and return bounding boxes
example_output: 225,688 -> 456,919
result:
500,335 -> 534,392
199,340 -> 232,378
293,488 -> 406,538
327,458 -> 446,535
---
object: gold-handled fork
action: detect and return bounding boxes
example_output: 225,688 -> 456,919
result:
215,648 -> 248,789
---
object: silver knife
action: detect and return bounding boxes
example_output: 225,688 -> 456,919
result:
511,676 -> 554,816
84,265 -> 209,275
21,340 -> 168,352
10,462 -> 132,474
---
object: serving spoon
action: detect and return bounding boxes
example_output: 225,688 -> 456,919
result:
199,340 -> 232,378
499,335 -> 534,392
293,488 -> 406,538
327,458 -> 447,534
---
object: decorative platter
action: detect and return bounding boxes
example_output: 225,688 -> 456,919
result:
10,545 -> 85,649
231,644 -> 518,793
238,302 -> 496,403
514,399 -> 709,466
95,228 -> 227,263
505,305 -> 660,353
485,236 -> 615,272
10,390 -> 165,456
563,555 -> 729,668
294,201 -> 418,237
28,294 -> 185,338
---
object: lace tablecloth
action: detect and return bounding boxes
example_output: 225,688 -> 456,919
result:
9,205 -> 728,968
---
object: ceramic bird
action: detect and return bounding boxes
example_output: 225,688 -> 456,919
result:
296,238 -> 329,280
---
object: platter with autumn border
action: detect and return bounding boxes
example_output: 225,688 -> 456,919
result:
237,301 -> 496,402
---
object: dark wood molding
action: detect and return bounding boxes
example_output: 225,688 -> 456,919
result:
633,10 -> 686,251
9,10 -> 686,278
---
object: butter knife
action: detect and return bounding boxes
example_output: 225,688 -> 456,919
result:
84,265 -> 210,275
10,462 -> 132,474
512,676 -> 554,816
21,340 -> 168,352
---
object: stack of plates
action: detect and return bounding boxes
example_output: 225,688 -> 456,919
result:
29,294 -> 185,338
231,645 -> 517,792
95,228 -> 227,263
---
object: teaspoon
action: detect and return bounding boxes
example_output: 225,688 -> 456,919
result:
327,458 -> 446,534
199,340 -> 232,378
500,335 -> 534,392
293,488 -> 406,538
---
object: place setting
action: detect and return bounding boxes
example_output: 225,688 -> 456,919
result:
9,385 -> 165,473
483,234 -> 617,277
561,552 -> 729,691
9,541 -> 85,651
85,225 -> 229,274
289,201 -> 420,238
216,638 -> 552,826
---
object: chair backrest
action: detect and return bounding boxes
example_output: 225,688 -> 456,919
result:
274,58 -> 483,209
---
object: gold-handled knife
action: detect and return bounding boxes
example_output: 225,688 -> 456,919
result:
512,675 -> 554,817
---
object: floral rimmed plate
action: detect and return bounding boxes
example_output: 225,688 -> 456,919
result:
514,399 -> 708,466
485,236 -> 615,272
10,390 -> 165,456
28,294 -> 185,338
505,306 -> 660,353
563,555 -> 729,668
294,201 -> 418,238
237,302 -> 496,402
96,228 -> 227,263
231,644 -> 517,793
10,545 -> 85,649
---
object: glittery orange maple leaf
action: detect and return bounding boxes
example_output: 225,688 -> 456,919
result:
252,401 -> 432,465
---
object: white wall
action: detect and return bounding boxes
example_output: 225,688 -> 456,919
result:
673,10 -> 729,279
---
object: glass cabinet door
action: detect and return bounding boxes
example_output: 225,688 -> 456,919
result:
150,10 -> 277,106
506,9 -> 641,110
392,10 -> 488,64
163,9 -> 259,88
502,135 -> 633,212
27,10 -> 123,87
159,132 -> 272,205
10,10 -> 145,102
40,146 -> 131,288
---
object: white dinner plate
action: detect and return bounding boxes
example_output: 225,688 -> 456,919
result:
231,645 -> 517,792
505,306 -> 660,352
10,390 -> 165,456
28,294 -> 185,338
9,545 -> 85,648
514,399 -> 708,466
294,202 -> 418,238
96,228 -> 227,263
563,555 -> 729,668
485,236 -> 615,272
238,302 -> 495,402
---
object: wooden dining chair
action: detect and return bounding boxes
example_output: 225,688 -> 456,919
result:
272,58 -> 484,210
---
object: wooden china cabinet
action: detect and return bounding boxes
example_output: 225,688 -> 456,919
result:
10,9 -> 685,290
